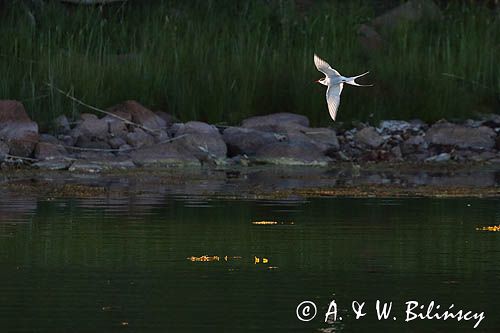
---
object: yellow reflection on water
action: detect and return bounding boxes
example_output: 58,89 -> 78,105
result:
251,220 -> 294,225
476,225 -> 500,232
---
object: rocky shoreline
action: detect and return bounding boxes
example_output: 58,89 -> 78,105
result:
1,99 -> 500,173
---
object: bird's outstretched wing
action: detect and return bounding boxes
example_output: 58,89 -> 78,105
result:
314,54 -> 340,77
326,83 -> 343,121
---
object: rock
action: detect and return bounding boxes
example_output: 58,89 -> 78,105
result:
58,135 -> 76,147
241,112 -> 310,131
175,121 -> 227,159
68,160 -> 104,173
0,140 -> 8,161
425,153 -> 451,163
39,134 -> 59,144
80,113 -> 98,121
34,142 -> 67,160
222,126 -> 280,156
72,115 -> 108,141
378,120 -> 412,133
126,128 -> 155,148
108,137 -> 127,149
401,135 -> 427,155
0,100 -> 39,157
131,142 -> 200,167
480,113 -> 500,128
425,122 -> 496,149
102,114 -> 128,139
390,145 -> 403,160
53,115 -> 70,134
155,111 -> 175,127
75,137 -> 111,150
354,127 -> 384,148
303,128 -> 340,152
469,151 -> 496,162
32,158 -> 72,171
372,0 -> 442,32
254,141 -> 330,166
108,100 -> 166,131
357,24 -> 385,53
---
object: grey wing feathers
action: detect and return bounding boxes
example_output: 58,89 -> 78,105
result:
314,54 -> 340,77
326,83 -> 343,121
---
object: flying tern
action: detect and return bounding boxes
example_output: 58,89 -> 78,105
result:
314,54 -> 372,121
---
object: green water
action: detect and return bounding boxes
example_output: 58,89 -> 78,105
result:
0,195 -> 499,332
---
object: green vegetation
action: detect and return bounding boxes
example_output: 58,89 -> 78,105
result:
0,1 -> 498,127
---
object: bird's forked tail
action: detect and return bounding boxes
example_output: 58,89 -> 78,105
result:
345,72 -> 372,87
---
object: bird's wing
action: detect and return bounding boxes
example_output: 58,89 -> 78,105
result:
326,83 -> 343,121
314,54 -> 340,77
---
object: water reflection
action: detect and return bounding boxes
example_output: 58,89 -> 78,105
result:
0,172 -> 500,331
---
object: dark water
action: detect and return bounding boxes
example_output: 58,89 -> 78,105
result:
1,193 -> 499,332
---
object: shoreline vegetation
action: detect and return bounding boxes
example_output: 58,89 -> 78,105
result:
0,0 -> 498,127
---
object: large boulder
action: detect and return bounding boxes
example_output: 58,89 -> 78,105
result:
254,141 -> 330,166
34,142 -> 67,161
126,128 -> 155,148
425,122 -> 496,149
0,100 -> 39,157
371,0 -> 442,31
301,127 -> 340,152
71,114 -> 108,141
175,121 -> 227,159
131,142 -> 200,167
241,112 -> 310,132
108,100 -> 166,131
222,126 -> 280,156
354,127 -> 384,148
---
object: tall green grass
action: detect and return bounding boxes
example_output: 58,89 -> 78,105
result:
0,0 -> 498,127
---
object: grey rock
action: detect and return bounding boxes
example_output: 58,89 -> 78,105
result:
68,160 -> 104,173
108,100 -> 166,131
53,115 -> 70,134
58,135 -> 76,147
75,137 -> 111,150
354,127 -> 384,148
469,151 -> 496,162
242,112 -> 310,131
223,126 -> 280,156
401,135 -> 427,155
39,134 -> 59,144
0,100 -> 39,157
302,128 -> 340,152
175,121 -> 227,159
34,142 -> 67,160
0,140 -> 8,161
108,137 -> 127,149
425,153 -> 451,163
390,145 -> 403,160
72,116 -> 108,141
372,0 -> 442,31
32,158 -> 72,170
155,111 -> 176,127
131,142 -> 201,167
126,128 -> 155,148
378,120 -> 412,133
425,122 -> 496,149
80,113 -> 98,121
254,141 -> 330,166
102,114 -> 128,139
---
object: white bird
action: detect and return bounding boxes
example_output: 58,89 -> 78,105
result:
314,54 -> 372,121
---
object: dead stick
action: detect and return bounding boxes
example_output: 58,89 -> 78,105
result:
46,83 -> 160,134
